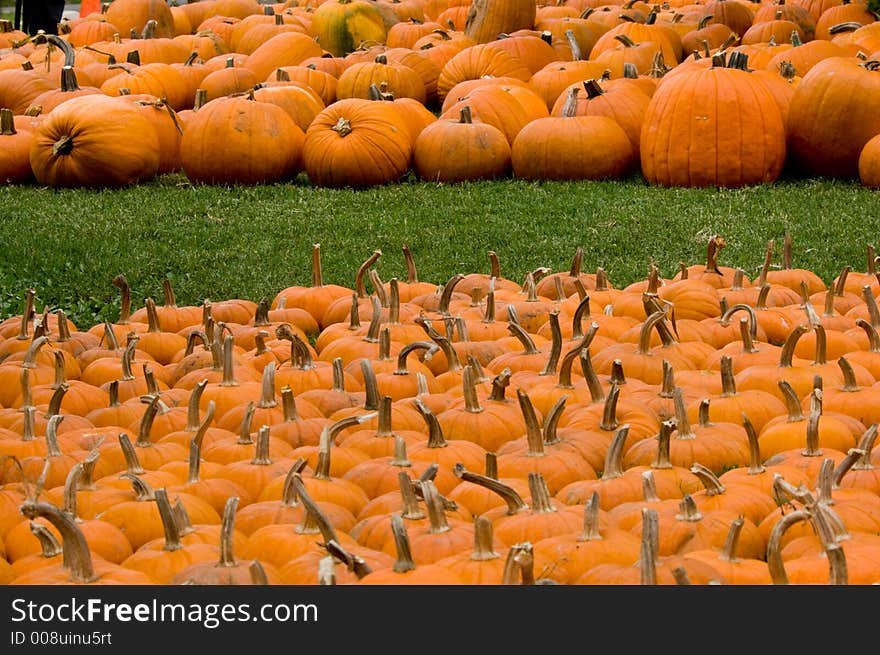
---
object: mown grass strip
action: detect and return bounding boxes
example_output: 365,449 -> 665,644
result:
0,172 -> 876,328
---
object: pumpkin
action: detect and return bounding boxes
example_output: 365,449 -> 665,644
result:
413,105 -> 511,183
180,89 -> 306,186
787,56 -> 880,180
242,30 -> 324,81
10,497 -> 152,585
28,94 -> 161,188
463,0 -> 536,44
302,97 -> 413,188
511,86 -> 635,181
0,107 -> 34,184
170,497 -> 281,584
641,51 -> 787,188
858,127 -> 880,188
105,0 -> 176,39
436,42 -> 533,102
310,0 -> 390,58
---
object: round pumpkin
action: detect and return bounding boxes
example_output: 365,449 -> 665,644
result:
28,94 -> 160,188
302,97 -> 412,188
310,0 -> 390,58
640,52 -> 786,188
180,91 -> 306,185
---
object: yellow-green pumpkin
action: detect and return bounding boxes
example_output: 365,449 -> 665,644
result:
311,0 -> 389,57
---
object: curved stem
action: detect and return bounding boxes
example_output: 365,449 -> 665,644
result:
518,389 -> 544,457
216,496 -> 240,567
154,488 -> 183,552
413,398 -> 447,449
278,458 -> 309,507
452,463 -> 528,515
767,510 -> 812,585
18,500 -> 96,583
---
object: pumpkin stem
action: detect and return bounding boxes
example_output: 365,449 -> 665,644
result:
518,389 -> 544,457
559,322 -> 599,389
18,499 -> 97,583
397,471 -> 425,522
470,516 -> 499,561
539,311 -> 563,376
154,488 -> 183,552
487,367 -> 511,402
452,463 -> 528,515
527,472 -> 557,514
29,521 -> 62,559
217,496 -> 240,567
413,398 -> 447,449
651,419 -> 677,469
331,117 -> 352,137
291,472 -> 338,543
388,513 -> 417,574
251,425 -> 273,466
675,494 -> 703,522
767,509 -> 812,584
235,402 -> 256,446
324,539 -> 373,579
639,507 -> 659,586
855,318 -> 880,353
421,479 -> 450,534
599,382 -> 621,431
845,424 -> 878,473
278,458 -> 309,508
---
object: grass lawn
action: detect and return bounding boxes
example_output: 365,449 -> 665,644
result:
1,171 -> 878,329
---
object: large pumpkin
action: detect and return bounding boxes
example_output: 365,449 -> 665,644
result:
179,91 -> 306,185
310,0 -> 390,57
640,52 -> 786,188
511,87 -> 635,181
28,95 -> 161,188
787,56 -> 880,180
302,97 -> 412,188
105,0 -> 176,38
464,0 -> 537,45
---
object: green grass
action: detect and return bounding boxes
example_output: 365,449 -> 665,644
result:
1,171 -> 878,329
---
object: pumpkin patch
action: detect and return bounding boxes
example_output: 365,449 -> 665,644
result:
0,231 -> 878,586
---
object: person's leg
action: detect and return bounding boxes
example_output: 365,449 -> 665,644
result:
21,1 -> 67,35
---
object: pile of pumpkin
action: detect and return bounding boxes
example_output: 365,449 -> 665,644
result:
2,0 -> 880,188
1,235 -> 880,585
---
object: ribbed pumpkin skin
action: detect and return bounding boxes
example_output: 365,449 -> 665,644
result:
310,0 -> 389,57
511,114 -> 635,181
180,95 -> 305,185
787,57 -> 880,180
105,0 -> 176,38
464,0 -> 537,44
0,109 -> 34,184
436,44 -> 533,103
28,95 -> 161,189
413,107 -> 511,182
336,59 -> 427,103
0,69 -> 57,114
302,98 -> 412,188
640,65 -> 786,188
243,32 -> 325,83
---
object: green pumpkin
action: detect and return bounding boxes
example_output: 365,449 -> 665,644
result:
311,0 -> 390,57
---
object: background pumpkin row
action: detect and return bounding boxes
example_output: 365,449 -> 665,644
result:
3,0 -> 880,187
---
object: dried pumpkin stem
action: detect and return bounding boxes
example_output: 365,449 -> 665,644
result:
19,500 -> 97,583
452,463 -> 528,515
